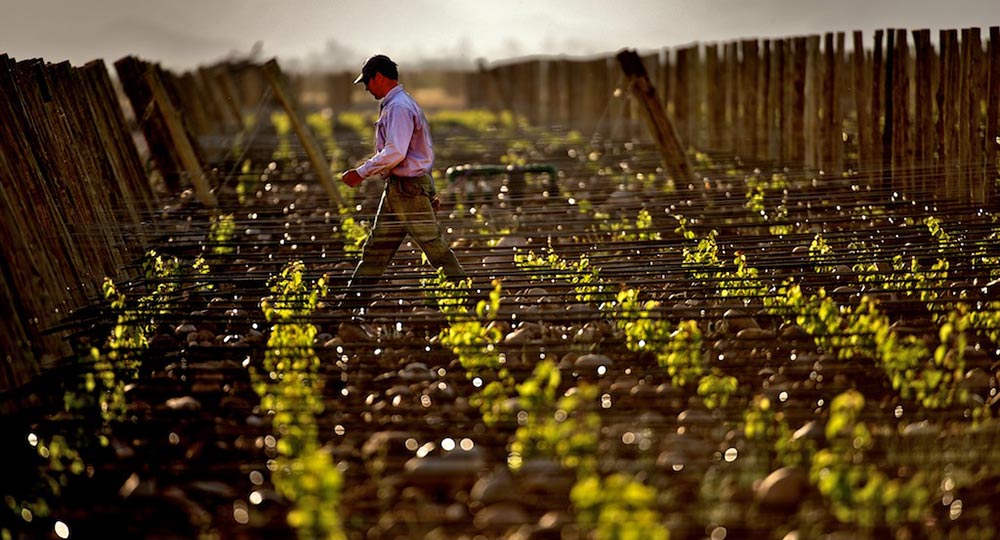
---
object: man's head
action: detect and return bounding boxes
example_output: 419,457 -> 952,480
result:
354,54 -> 399,98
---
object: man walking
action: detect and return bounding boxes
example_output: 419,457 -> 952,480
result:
339,54 -> 466,311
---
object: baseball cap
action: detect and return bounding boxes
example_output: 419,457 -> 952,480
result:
353,54 -> 397,85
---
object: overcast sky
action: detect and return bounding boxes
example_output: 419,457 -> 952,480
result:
1,0 -> 997,72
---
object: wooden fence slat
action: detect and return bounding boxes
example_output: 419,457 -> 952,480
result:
724,42 -> 739,154
890,29 -> 911,193
705,44 -> 722,150
82,60 -> 158,220
804,36 -> 821,170
768,39 -> 784,161
966,28 -> 984,203
958,29 -> 973,201
853,31 -> 872,175
987,26 -> 999,206
460,26 -> 995,208
913,29 -> 934,197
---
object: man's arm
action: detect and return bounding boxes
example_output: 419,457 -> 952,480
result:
341,107 -> 415,187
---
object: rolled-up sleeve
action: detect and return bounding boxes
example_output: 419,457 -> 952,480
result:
356,106 -> 414,179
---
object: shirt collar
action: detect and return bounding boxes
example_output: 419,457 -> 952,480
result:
380,85 -> 404,108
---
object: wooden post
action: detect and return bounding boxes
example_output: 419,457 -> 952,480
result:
542,59 -> 555,127
529,59 -> 543,126
871,30 -> 886,190
665,48 -> 677,122
853,31 -> 872,176
78,60 -> 156,225
913,29 -> 934,197
958,29 -> 973,202
890,29 -> 912,195
788,37 -> 807,164
657,48 -> 670,117
583,58 -> 609,135
895,29 -> 912,193
674,46 -> 691,143
822,33 -> 838,174
724,42 -> 739,154
832,32 -> 845,175
804,35 -> 821,170
761,39 -> 774,160
780,38 -> 794,163
691,45 -> 705,148
705,43 -> 722,150
965,28 -> 984,204
145,67 -> 218,206
565,59 -> 583,131
261,59 -> 342,208
616,48 -> 695,184
638,52 -> 662,143
479,60 -> 508,114
742,39 -> 760,159
768,39 -> 784,161
940,30 -> 960,200
987,26 -> 999,206
882,30 -> 896,192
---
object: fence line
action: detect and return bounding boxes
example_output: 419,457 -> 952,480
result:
0,52 -> 342,391
0,54 -> 156,389
462,27 -> 999,206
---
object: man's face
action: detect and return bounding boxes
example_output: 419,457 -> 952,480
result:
364,73 -> 390,99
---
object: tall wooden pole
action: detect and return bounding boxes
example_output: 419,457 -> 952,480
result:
616,48 -> 695,185
987,26 -> 999,206
145,67 -> 218,207
261,59 -> 343,208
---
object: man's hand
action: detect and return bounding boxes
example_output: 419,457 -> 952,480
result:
341,169 -> 364,187
431,194 -> 442,212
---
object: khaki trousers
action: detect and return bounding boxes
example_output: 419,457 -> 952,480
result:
342,175 -> 466,309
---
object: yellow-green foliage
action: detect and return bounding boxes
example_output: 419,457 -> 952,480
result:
435,278 -> 503,374
716,251 -> 768,302
271,112 -> 293,160
424,276 -> 511,424
571,473 -> 670,540
810,390 -> 933,527
661,320 -> 704,387
745,172 -> 790,234
615,289 -> 704,387
597,208 -> 662,241
209,213 -> 235,255
682,230 -> 721,280
428,109 -> 505,133
809,233 -> 836,273
257,261 -> 345,540
776,285 -> 970,410
510,377 -> 600,472
614,288 -> 672,353
336,207 -> 368,255
696,371 -> 738,409
514,248 -> 606,304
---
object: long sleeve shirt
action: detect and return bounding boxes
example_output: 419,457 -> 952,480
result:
355,85 -> 434,180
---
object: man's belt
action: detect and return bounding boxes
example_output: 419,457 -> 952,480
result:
388,173 -> 435,196
388,173 -> 429,181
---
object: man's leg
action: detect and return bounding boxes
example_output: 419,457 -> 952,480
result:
387,179 -> 467,281
341,192 -> 406,310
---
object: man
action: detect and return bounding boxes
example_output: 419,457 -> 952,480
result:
339,54 -> 466,311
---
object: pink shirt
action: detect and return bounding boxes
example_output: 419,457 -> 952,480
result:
356,85 -> 434,179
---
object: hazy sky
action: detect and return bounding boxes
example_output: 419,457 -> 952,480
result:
1,0 -> 997,71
